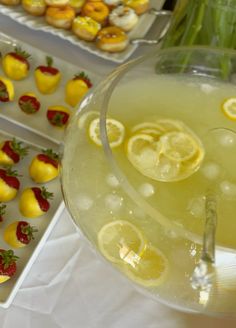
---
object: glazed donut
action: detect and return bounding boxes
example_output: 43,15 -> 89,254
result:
46,6 -> 75,29
0,0 -> 20,5
123,0 -> 149,15
68,0 -> 85,13
72,16 -> 101,41
22,0 -> 47,16
109,5 -> 138,32
45,0 -> 69,7
81,1 -> 109,25
96,26 -> 128,53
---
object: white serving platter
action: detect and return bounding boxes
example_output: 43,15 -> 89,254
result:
0,129 -> 64,308
0,32 -> 99,145
0,0 -> 165,63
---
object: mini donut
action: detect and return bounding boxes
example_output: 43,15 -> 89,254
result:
104,0 -> 122,8
81,1 -> 109,25
22,0 -> 47,16
123,0 -> 149,15
96,26 -> 129,53
46,6 -> 75,29
68,0 -> 85,13
0,0 -> 20,5
109,5 -> 138,32
45,0 -> 69,7
72,16 -> 101,41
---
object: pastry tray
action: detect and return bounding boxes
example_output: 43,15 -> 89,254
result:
0,0 -> 165,63
0,31 -> 99,145
0,129 -> 64,308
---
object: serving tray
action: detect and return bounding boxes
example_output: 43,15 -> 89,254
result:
0,129 -> 64,308
0,32 -> 98,145
0,0 -> 165,63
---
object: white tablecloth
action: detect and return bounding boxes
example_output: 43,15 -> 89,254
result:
0,9 -> 236,328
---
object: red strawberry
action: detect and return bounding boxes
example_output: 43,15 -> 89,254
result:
19,186 -> 53,218
0,138 -> 28,165
0,168 -> 20,202
0,249 -> 18,282
0,203 -> 6,223
18,93 -> 41,114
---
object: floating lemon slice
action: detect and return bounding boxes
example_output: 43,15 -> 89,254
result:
89,117 -> 125,148
131,122 -> 163,135
161,131 -> 198,162
78,110 -> 99,129
122,244 -> 169,287
98,220 -> 146,264
156,119 -> 184,133
221,97 -> 236,120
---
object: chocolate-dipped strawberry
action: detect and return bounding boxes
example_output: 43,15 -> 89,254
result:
19,186 -> 53,218
4,221 -> 38,248
18,92 -> 41,114
29,149 -> 60,183
0,168 -> 20,202
0,138 -> 28,165
34,56 -> 61,94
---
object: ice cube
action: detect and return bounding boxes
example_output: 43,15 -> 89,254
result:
106,173 -> 120,188
218,132 -> 236,147
76,194 -> 93,211
105,194 -> 123,211
187,196 -> 205,218
200,83 -> 216,94
220,180 -> 236,198
200,162 -> 221,180
138,183 -> 155,198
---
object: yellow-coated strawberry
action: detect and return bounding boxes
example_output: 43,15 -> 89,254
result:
19,186 -> 53,218
29,149 -> 60,183
0,139 -> 28,166
4,221 -> 38,248
2,47 -> 30,81
34,56 -> 61,94
65,72 -> 92,107
47,105 -> 70,128
0,76 -> 14,102
0,168 -> 20,202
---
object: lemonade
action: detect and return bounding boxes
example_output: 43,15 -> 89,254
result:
62,72 -> 236,312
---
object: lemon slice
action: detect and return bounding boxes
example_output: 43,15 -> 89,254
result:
123,244 -> 169,287
222,97 -> 236,120
156,119 -> 184,133
131,122 -> 163,135
98,220 -> 146,264
161,131 -> 198,162
89,117 -> 125,148
78,110 -> 99,129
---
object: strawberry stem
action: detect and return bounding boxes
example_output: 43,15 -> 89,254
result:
42,149 -> 60,161
41,186 -> 54,200
0,204 -> 6,217
21,224 -> 38,241
0,250 -> 19,270
46,56 -> 53,67
14,46 -> 31,59
3,167 -> 20,177
11,138 -> 29,158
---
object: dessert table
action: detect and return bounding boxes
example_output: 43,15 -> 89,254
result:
0,5 -> 236,328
